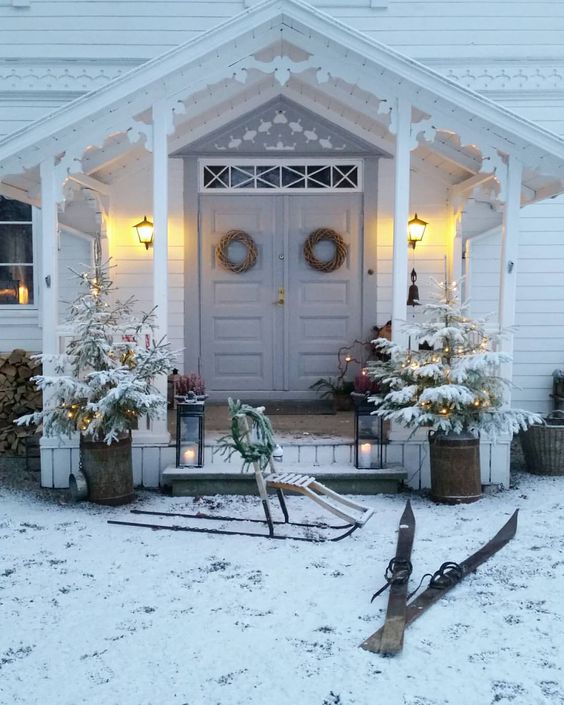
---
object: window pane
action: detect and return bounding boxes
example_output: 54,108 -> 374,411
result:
0,196 -> 32,222
0,264 -> 34,305
231,166 -> 255,188
256,165 -> 280,188
0,224 -> 33,263
333,165 -> 358,188
306,165 -> 331,188
281,165 -> 305,188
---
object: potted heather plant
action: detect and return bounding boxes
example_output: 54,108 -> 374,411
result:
17,239 -> 176,505
175,373 -> 206,400
367,279 -> 541,503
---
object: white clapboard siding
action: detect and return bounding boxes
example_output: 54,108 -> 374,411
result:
498,99 -> 564,138
0,312 -> 41,353
468,198 -> 564,413
1,1 -> 564,61
375,159 -> 451,328
109,156 -> 185,367
58,230 -> 93,321
0,97 -> 76,138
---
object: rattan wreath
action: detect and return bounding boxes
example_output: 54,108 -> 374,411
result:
216,230 -> 258,273
303,228 -> 348,273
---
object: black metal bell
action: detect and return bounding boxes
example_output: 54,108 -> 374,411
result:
407,268 -> 420,306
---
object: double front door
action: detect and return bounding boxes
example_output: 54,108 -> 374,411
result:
200,194 -> 362,395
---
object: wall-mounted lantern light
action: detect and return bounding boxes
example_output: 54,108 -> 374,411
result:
407,213 -> 428,249
134,216 -> 154,250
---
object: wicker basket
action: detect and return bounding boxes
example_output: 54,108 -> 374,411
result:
520,412 -> 564,476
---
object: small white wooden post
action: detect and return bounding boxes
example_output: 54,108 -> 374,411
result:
39,157 -> 62,487
391,97 -> 411,347
451,210 -> 464,289
498,155 -> 523,393
151,99 -> 170,443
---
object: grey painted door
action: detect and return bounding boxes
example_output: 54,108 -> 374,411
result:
286,194 -> 362,392
199,194 -> 362,395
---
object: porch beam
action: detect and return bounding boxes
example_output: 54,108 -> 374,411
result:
498,155 -> 523,395
151,99 -> 170,442
0,180 -> 39,206
68,173 -> 110,196
450,172 -> 495,197
391,96 -> 411,347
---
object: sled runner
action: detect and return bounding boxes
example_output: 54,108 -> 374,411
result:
109,400 -> 374,542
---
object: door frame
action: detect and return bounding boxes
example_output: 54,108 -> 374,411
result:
183,156 -> 380,399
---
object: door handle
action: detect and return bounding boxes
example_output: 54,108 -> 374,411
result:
274,287 -> 285,305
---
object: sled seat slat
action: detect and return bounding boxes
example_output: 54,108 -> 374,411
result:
266,465 -> 374,526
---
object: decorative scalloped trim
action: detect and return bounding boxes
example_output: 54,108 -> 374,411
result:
0,63 -> 138,92
442,65 -> 564,92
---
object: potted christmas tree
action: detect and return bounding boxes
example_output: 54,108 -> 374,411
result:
366,279 -> 540,503
17,238 -> 176,504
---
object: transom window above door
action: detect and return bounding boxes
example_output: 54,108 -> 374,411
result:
199,159 -> 363,193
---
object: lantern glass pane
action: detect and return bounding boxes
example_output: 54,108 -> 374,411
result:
355,409 -> 383,469
178,413 -> 202,466
357,413 -> 381,439
180,414 -> 200,443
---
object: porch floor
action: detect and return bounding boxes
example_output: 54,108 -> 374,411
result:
167,403 -> 356,444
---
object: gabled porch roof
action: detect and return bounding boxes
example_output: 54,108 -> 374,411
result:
0,0 -> 564,204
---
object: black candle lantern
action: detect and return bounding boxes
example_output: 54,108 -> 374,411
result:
176,394 -> 205,467
354,402 -> 384,469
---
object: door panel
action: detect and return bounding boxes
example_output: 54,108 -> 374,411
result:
200,196 -> 280,392
286,194 -> 362,392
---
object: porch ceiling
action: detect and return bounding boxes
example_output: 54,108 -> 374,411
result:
1,0 -> 564,205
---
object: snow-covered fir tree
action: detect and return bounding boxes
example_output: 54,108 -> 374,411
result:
367,279 -> 541,437
18,238 -> 177,444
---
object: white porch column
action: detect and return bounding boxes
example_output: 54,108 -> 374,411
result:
391,97 -> 411,347
151,99 -> 170,442
498,155 -> 523,396
451,210 -> 464,289
39,157 -> 64,487
40,158 -> 59,356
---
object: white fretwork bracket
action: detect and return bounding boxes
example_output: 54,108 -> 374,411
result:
234,55 -> 330,86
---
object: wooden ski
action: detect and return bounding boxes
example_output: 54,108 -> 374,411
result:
361,509 -> 518,654
362,500 -> 415,655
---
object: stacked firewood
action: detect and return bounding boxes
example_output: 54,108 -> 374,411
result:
0,349 -> 42,455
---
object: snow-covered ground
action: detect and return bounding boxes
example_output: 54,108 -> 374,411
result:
1,471 -> 563,705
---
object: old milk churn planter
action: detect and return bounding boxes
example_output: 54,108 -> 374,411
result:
17,237 -> 176,505
365,279 -> 541,503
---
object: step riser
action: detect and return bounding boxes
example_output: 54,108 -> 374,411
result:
168,475 -> 404,497
205,443 -> 355,470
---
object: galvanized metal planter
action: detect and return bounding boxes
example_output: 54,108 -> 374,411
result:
429,431 -> 482,504
79,435 -> 135,505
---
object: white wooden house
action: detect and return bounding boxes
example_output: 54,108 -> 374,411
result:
1,0 -> 564,490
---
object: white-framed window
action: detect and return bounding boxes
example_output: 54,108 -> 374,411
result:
199,158 -> 363,193
0,196 -> 35,307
